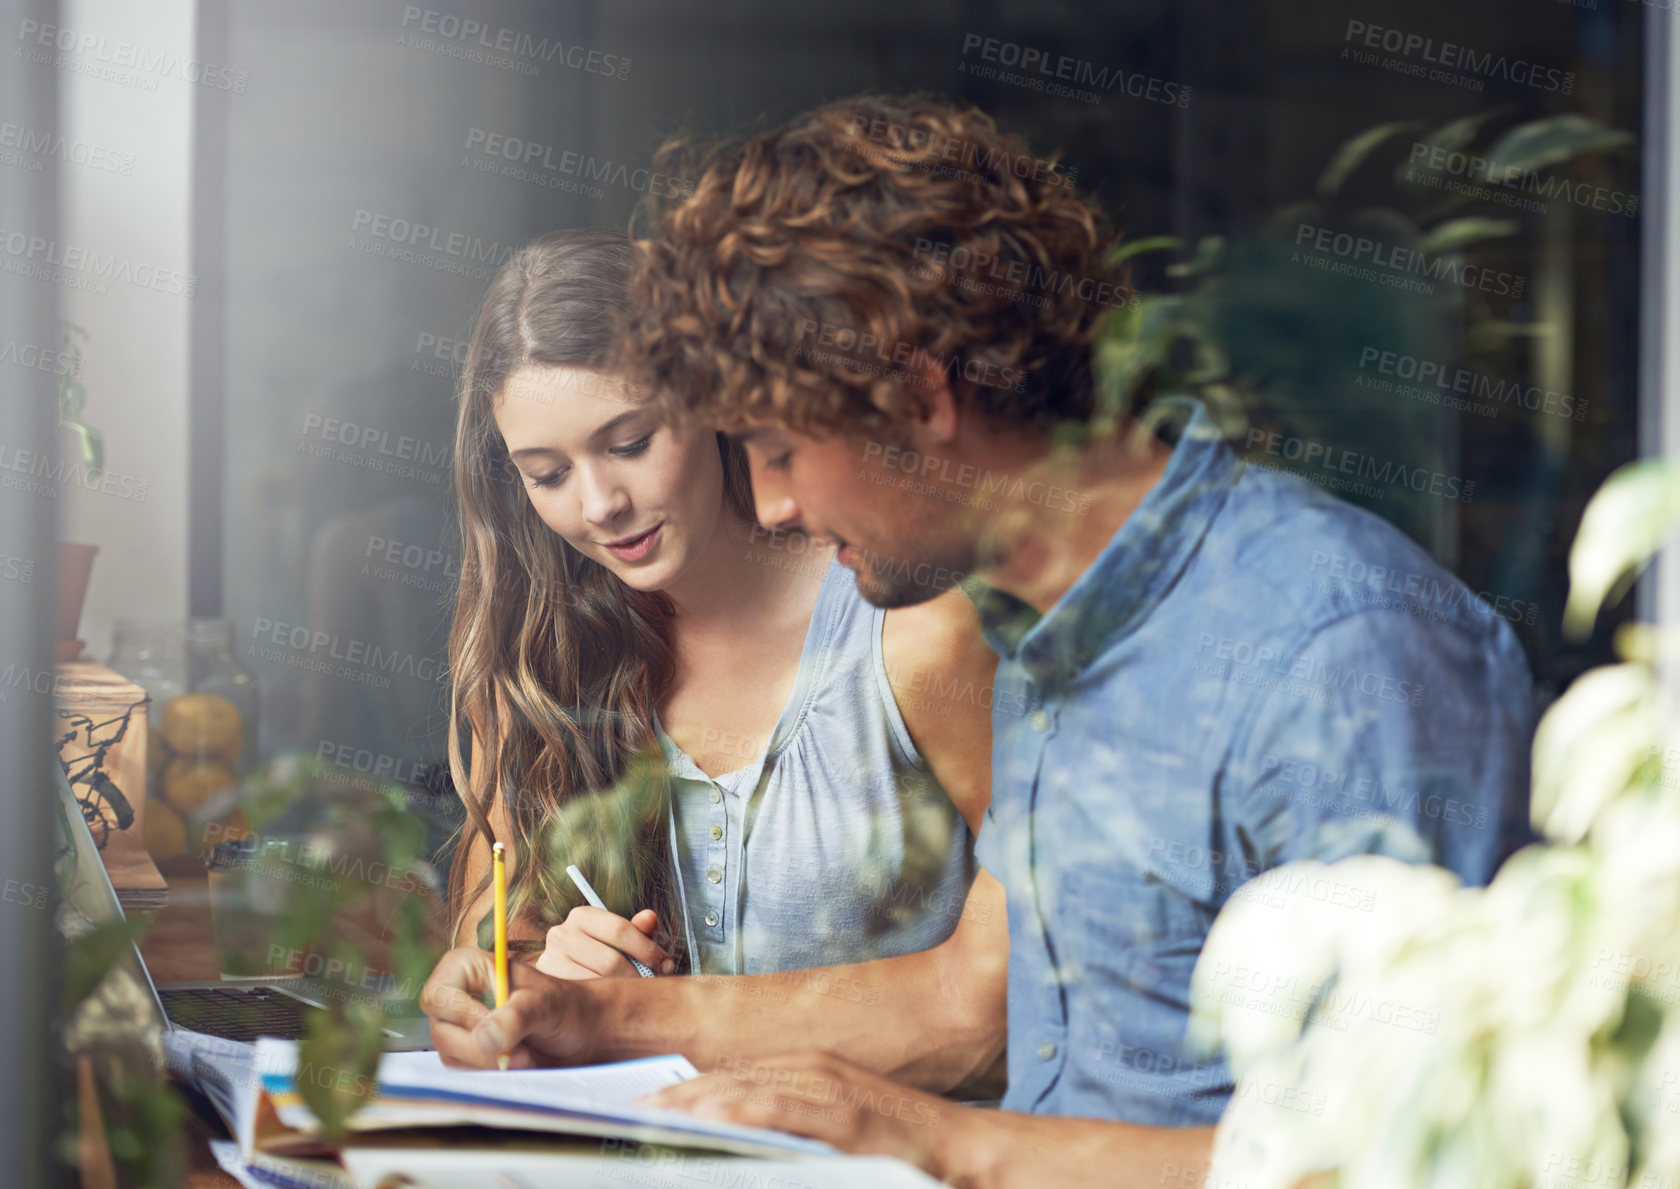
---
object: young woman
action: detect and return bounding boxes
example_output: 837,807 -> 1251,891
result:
447,228 -> 997,977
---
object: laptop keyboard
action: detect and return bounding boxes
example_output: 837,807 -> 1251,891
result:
159,986 -> 311,1041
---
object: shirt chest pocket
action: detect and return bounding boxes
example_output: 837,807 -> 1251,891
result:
1054,866 -> 1214,1001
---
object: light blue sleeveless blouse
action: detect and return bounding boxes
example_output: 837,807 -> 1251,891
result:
657,558 -> 976,975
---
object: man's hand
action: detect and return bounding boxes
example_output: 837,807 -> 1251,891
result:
650,1051 -> 1221,1189
641,1051 -> 972,1177
536,906 -> 673,979
420,947 -> 595,1069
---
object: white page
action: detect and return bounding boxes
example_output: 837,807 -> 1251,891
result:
207,1142 -> 270,1189
254,1040 -> 835,1157
375,1049 -> 699,1110
340,1148 -> 947,1189
163,1030 -> 264,1154
373,1051 -> 837,1155
210,1141 -> 356,1189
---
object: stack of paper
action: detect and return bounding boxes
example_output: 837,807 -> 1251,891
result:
252,1038 -> 835,1159
166,1029 -> 945,1189
340,1146 -> 949,1188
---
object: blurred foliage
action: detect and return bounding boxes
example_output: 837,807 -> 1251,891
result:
1091,110 -> 1633,560
1193,458 -> 1680,1188
219,753 -> 446,1138
55,749 -> 449,1187
54,789 -> 186,1188
57,322 -> 103,474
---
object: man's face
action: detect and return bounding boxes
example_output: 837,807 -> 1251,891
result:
738,421 -> 981,608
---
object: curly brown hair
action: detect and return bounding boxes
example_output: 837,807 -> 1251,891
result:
622,93 -> 1129,441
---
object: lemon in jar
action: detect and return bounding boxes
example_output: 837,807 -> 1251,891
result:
161,756 -> 238,817
143,800 -> 187,861
161,693 -> 244,765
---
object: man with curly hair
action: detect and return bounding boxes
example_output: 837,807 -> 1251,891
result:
421,94 -> 1534,1185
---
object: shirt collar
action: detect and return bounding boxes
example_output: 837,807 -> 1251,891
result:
972,398 -> 1241,690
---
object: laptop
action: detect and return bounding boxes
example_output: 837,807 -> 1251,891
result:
54,764 -> 432,1050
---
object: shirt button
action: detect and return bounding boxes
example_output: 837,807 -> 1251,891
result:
709,824 -> 723,841
704,911 -> 720,928
1037,1040 -> 1057,1061
709,788 -> 722,804
707,867 -> 723,884
1029,709 -> 1051,732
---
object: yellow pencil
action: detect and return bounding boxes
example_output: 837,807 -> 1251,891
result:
492,841 -> 510,1071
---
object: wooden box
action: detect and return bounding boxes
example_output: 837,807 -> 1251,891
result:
55,662 -> 168,911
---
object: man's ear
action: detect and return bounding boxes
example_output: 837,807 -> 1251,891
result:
909,376 -> 960,448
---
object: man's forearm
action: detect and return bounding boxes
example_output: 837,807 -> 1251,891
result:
569,877 -> 1010,1089
573,933 -> 1007,1091
937,1110 -> 1217,1189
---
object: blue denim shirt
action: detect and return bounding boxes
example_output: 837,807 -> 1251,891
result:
971,398 -> 1535,1127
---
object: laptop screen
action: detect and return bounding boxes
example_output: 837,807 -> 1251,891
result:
53,764 -> 171,1034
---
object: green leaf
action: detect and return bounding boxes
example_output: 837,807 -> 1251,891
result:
1317,121 -> 1425,198
294,999 -> 384,1141
59,379 -> 85,419
1482,115 -> 1634,181
1419,217 -> 1519,255
60,422 -> 102,473
1396,107 -> 1518,188
1107,235 -> 1182,266
1416,108 -> 1516,159
1564,460 -> 1680,638
1165,235 -> 1224,279
64,916 -> 152,1012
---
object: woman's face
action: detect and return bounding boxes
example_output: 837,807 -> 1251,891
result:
494,365 -> 726,592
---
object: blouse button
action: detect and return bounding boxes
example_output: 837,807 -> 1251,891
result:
707,867 -> 723,884
1037,1040 -> 1057,1061
705,911 -> 720,928
1029,709 -> 1051,732
709,824 -> 723,841
709,788 -> 722,804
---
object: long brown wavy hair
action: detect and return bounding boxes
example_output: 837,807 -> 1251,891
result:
446,227 -> 753,959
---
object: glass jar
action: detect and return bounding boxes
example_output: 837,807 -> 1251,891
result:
185,618 -> 260,775
107,620 -> 187,733
207,836 -> 298,978
108,619 -> 261,868
107,621 -> 188,815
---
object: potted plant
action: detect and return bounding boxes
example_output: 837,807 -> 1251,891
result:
58,322 -> 104,663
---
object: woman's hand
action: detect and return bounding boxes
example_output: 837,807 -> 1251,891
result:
535,905 -> 674,979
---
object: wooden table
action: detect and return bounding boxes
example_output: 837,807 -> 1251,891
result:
139,864 -> 220,982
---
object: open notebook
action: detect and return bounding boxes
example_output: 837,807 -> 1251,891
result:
167,1028 -> 835,1183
